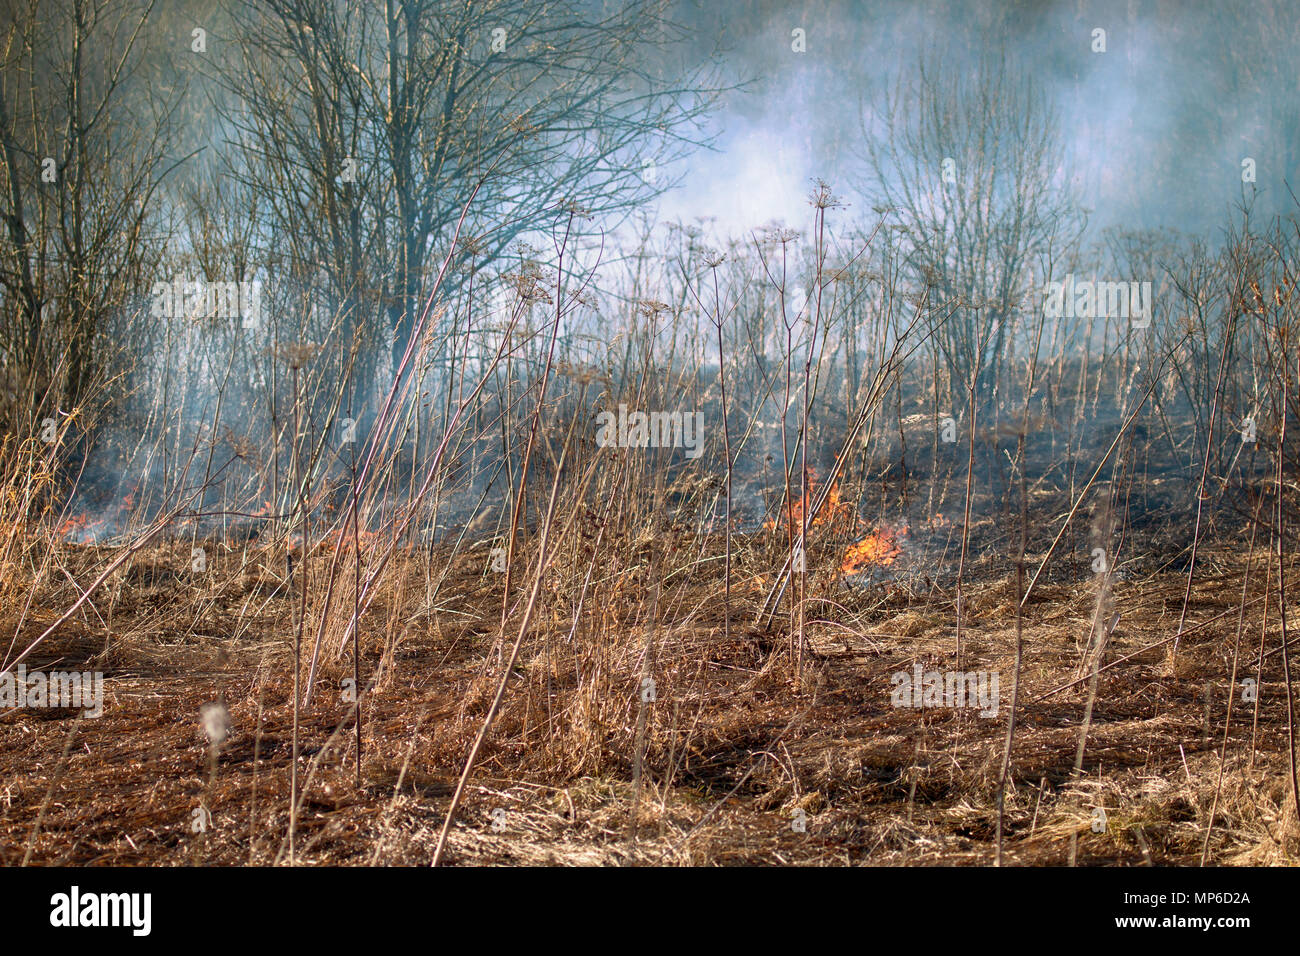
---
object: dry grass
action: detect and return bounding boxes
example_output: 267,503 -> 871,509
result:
2,513 -> 1297,866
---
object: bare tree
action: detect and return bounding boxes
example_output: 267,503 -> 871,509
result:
0,0 -> 176,423
858,48 -> 1082,418
214,0 -> 723,396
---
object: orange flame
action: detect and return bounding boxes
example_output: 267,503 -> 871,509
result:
765,470 -> 858,537
841,523 -> 907,575
58,512 -> 95,537
58,483 -> 138,541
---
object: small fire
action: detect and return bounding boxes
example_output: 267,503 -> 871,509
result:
765,469 -> 859,537
57,483 -> 139,542
841,523 -> 908,576
58,512 -> 100,539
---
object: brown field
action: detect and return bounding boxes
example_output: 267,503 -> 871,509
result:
3,465 -> 1297,865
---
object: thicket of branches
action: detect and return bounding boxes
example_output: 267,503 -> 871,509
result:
0,0 -> 723,438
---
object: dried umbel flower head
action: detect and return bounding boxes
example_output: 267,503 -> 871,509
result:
200,701 -> 230,749
635,299 -> 671,318
759,224 -> 800,248
570,288 -> 598,311
507,262 -> 553,304
221,426 -> 257,461
808,179 -> 846,210
561,199 -> 592,219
